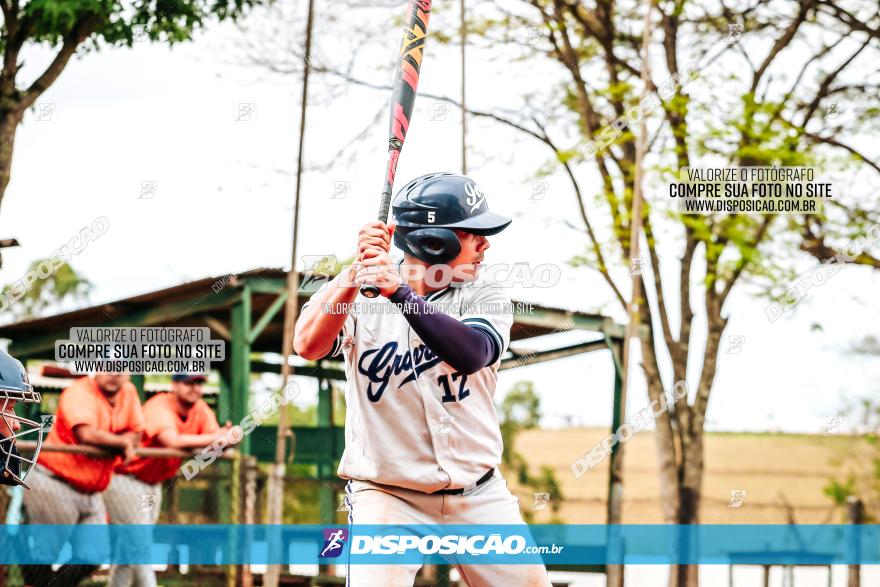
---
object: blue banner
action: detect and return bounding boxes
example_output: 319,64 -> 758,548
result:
0,524 -> 876,565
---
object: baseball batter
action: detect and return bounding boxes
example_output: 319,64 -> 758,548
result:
295,173 -> 551,587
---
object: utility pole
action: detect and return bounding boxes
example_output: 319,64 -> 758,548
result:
264,0 -> 316,585
460,0 -> 467,174
607,0 -> 653,585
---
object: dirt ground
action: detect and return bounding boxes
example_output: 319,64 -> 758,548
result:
509,427 -> 871,523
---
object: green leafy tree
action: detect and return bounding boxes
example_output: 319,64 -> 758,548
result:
0,0 -> 267,218
534,464 -> 564,522
824,432 -> 878,523
499,380 -> 541,468
2,258 -> 91,318
443,6 -> 879,585
498,381 -> 564,522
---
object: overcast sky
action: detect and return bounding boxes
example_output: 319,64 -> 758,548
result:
1,2 -> 878,434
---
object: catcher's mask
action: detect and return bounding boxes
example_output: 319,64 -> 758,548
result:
392,172 -> 511,264
0,349 -> 44,487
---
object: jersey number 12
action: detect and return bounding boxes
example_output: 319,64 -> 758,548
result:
438,373 -> 470,403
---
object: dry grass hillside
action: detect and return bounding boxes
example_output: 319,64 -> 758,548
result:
507,427 -> 871,523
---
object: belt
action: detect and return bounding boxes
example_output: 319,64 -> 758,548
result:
432,468 -> 494,495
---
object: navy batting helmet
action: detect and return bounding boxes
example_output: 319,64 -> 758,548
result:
392,172 -> 511,264
0,349 -> 44,487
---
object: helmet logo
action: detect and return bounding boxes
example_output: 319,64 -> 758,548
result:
464,182 -> 486,212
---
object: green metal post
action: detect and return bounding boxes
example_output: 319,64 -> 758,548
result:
230,285 -> 252,455
606,336 -> 625,579
607,343 -> 624,522
217,362 -> 231,424
317,373 -> 335,522
217,286 -> 251,526
130,374 -> 146,402
436,565 -> 451,586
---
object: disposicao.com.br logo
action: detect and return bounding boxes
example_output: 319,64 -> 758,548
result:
349,534 -> 563,557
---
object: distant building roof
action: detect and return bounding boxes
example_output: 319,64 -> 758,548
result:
27,371 -> 219,394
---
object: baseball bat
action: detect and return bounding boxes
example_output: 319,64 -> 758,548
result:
361,0 -> 433,299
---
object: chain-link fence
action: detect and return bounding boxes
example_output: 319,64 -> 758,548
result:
1,444 -> 253,586
1,445 -> 446,586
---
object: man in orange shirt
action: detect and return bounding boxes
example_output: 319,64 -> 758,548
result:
104,372 -> 232,587
21,372 -> 144,587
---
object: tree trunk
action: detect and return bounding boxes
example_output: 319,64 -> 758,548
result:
670,437 -> 704,587
669,312 -> 724,587
0,109 -> 23,216
639,330 -> 681,522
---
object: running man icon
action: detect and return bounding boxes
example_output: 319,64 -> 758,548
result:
321,529 -> 347,558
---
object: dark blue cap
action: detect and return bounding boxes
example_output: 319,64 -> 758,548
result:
171,373 -> 207,383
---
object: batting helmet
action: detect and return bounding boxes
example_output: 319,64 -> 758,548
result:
392,172 -> 512,264
0,349 -> 44,487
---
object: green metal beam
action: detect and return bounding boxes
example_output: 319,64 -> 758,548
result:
240,276 -> 288,295
601,319 -> 648,342
249,291 -> 288,344
500,339 -> 608,370
254,340 -> 612,378
514,306 -> 611,333
250,361 -> 347,381
7,287 -> 242,360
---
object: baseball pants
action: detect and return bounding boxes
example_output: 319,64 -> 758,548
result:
21,464 -> 110,587
343,470 -> 552,587
102,473 -> 162,587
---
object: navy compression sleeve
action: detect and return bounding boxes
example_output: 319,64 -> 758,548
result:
388,285 -> 498,374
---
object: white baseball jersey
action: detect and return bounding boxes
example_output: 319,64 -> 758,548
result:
303,270 -> 513,493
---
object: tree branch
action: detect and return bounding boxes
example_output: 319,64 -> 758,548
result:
532,116 -> 627,310
1,0 -> 21,97
642,213 -> 681,368
19,15 -> 102,111
801,216 -> 880,268
760,34 -> 847,136
691,258 -> 728,438
802,130 -> 880,175
800,36 -> 872,126
751,0 -> 817,93
816,0 -> 880,40
719,215 -> 773,307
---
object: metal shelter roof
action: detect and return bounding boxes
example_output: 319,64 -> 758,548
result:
0,267 -> 621,360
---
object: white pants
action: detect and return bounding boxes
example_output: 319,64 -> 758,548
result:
102,473 -> 162,587
23,464 -> 110,564
343,471 -> 552,587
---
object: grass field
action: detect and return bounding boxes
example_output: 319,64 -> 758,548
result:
509,427 -> 872,523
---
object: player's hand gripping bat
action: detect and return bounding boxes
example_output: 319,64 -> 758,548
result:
360,0 -> 433,299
